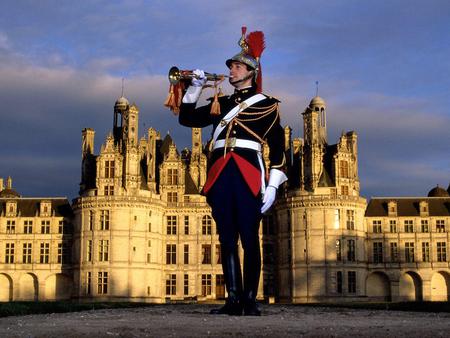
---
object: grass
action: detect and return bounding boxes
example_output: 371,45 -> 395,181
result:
0,301 -> 449,318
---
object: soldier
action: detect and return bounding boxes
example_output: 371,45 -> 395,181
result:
178,27 -> 287,316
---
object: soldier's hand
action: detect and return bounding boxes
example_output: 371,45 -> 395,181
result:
191,69 -> 207,87
261,186 -> 277,214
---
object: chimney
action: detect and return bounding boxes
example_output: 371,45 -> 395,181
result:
6,176 -> 12,189
0,178 -> 3,191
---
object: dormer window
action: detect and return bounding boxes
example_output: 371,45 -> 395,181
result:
388,201 -> 397,216
419,201 -> 429,216
40,201 -> 52,216
6,201 -> 17,217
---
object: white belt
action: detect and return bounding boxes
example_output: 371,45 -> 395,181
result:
212,138 -> 262,152
212,138 -> 266,194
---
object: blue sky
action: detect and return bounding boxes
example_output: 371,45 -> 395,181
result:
0,0 -> 449,200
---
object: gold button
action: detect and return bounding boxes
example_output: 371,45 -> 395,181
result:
232,130 -> 236,134
230,148 -> 234,151
237,98 -> 241,102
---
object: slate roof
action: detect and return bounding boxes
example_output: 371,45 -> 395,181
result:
365,197 -> 450,217
0,198 -> 73,218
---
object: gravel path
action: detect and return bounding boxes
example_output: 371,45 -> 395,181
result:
1,304 -> 449,337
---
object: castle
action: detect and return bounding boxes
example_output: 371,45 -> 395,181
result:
0,94 -> 449,302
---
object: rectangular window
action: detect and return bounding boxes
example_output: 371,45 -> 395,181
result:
333,209 -> 340,229
6,220 -> 15,234
184,216 -> 189,234
436,220 -> 446,233
347,239 -> 355,262
166,274 -> 176,295
104,160 -> 115,178
166,244 -> 176,264
404,220 -> 414,233
336,271 -> 343,294
104,185 -> 114,196
437,242 -> 447,262
147,252 -> 151,263
41,220 -> 50,234
98,240 -> 109,262
348,271 -> 356,293
100,210 -> 110,230
373,242 -> 383,264
216,244 -> 222,264
167,168 -> 178,185
341,185 -> 349,196
167,215 -> 177,235
24,220 -> 33,234
184,274 -> 189,296
89,211 -> 94,231
421,220 -> 429,233
57,243 -> 70,264
202,216 -> 212,235
184,244 -> 189,264
86,272 -> 92,295
58,220 -> 64,234
336,239 -> 342,261
97,272 -> 108,294
202,244 -> 211,264
167,192 -> 178,203
390,242 -> 398,262
372,220 -> 382,233
201,274 -> 212,296
40,242 -> 50,263
87,240 -> 92,262
340,160 -> 349,178
22,243 -> 32,264
405,242 -> 415,263
422,242 -> 430,262
389,220 -> 397,233
346,210 -> 355,230
5,243 -> 15,263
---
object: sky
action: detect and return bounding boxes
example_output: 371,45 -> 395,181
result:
0,0 -> 449,200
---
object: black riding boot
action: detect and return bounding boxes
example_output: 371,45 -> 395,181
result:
243,245 -> 261,316
210,248 -> 243,315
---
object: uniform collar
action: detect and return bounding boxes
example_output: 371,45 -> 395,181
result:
232,85 -> 257,101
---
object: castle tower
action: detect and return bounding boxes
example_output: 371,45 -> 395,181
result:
273,95 -> 367,303
302,96 -> 327,192
188,128 -> 207,190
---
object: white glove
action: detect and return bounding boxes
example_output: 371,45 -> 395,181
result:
261,186 -> 277,214
191,69 -> 207,87
260,169 -> 288,214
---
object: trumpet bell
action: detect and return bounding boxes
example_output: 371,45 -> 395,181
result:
168,66 -> 182,85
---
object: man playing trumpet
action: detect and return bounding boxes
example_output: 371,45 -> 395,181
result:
178,27 -> 287,316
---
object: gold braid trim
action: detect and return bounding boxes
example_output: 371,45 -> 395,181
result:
271,153 -> 286,169
262,104 -> 280,139
233,119 -> 266,145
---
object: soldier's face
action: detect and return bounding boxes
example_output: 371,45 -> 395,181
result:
228,62 -> 253,89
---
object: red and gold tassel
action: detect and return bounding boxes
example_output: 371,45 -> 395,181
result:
210,84 -> 221,116
164,82 -> 185,115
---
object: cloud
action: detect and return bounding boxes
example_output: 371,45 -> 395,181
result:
0,1 -> 448,200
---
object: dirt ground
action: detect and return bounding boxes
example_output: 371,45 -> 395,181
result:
1,304 -> 450,337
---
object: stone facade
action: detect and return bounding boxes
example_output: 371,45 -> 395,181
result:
0,178 -> 73,301
0,94 -> 448,303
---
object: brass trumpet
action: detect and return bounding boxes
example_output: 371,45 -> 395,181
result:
168,66 -> 229,85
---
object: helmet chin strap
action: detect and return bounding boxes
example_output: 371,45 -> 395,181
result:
230,71 -> 255,86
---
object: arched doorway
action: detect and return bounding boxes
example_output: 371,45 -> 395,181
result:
399,271 -> 422,301
0,273 -> 13,301
366,272 -> 391,301
18,273 -> 38,301
45,274 -> 73,300
430,271 -> 450,301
